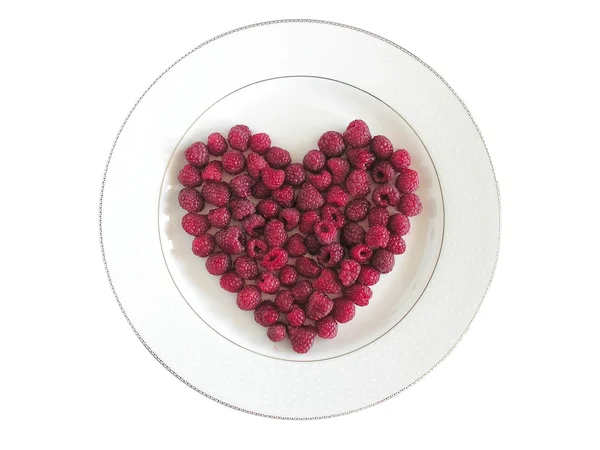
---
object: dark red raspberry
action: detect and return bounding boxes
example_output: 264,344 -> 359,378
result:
284,233 -> 307,257
227,124 -> 251,151
182,213 -> 210,236
390,149 -> 411,172
372,248 -> 395,274
298,210 -> 321,234
222,150 -> 246,175
207,132 -> 228,156
184,142 -> 209,167
250,180 -> 271,199
219,271 -> 244,293
271,185 -> 295,208
260,248 -> 288,271
314,268 -> 342,294
192,233 -> 215,257
178,164 -> 202,187
242,214 -> 266,237
229,198 -> 255,221
338,259 -> 361,286
247,153 -> 268,179
306,291 -> 334,320
343,119 -> 371,147
279,265 -> 299,287
264,219 -> 287,248
345,169 -> 370,198
397,193 -> 422,217
371,160 -> 394,184
321,205 -> 345,229
274,290 -> 294,313
386,234 -> 406,254
344,284 -> 372,306
288,325 -> 317,354
349,244 -> 372,264
303,149 -> 326,173
256,272 -> 280,294
347,147 -> 375,170
388,213 -> 410,236
296,182 -> 325,212
208,206 -> 231,228
249,132 -> 271,155
357,265 -> 380,286
205,252 -> 232,276
372,183 -> 401,208
229,174 -> 252,198
291,280 -> 313,303
265,147 -> 291,169
256,199 -> 281,219
395,168 -> 420,194
201,160 -> 222,182
368,206 -> 389,227
178,187 -> 204,212
307,170 -> 333,192
326,185 -> 349,207
286,305 -> 306,327
267,322 -> 287,342
318,131 -> 345,157
326,158 -> 350,185
304,233 -> 322,255
278,208 -> 300,231
370,135 -> 394,160
341,223 -> 365,247
201,181 -> 230,207
215,226 -> 246,255
284,163 -> 306,186
365,225 -> 390,249
261,167 -> 285,190
234,255 -> 259,280
236,285 -> 261,311
251,303 -> 280,328
315,315 -> 338,339
345,198 -> 370,222
314,220 -> 337,245
317,243 -> 344,269
246,238 -> 268,260
332,298 -> 356,323
295,256 -> 322,278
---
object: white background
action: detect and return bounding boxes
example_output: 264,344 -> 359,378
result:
1,1 -> 599,448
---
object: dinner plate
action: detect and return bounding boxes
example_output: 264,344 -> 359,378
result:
100,20 -> 500,419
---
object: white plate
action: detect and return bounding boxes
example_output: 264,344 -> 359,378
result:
100,20 -> 500,418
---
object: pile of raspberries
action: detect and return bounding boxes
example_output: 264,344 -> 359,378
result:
177,120 -> 421,353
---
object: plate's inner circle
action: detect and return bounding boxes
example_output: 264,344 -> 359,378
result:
158,76 -> 444,361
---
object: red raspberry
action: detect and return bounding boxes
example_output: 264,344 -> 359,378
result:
274,290 -> 294,313
215,226 -> 246,255
365,225 -> 390,249
345,198 -> 370,222
205,252 -> 232,276
303,149 -> 326,173
371,160 -> 394,184
307,170 -> 333,192
278,208 -> 300,231
373,247 -> 396,273
332,298 -> 356,323
299,210 -> 321,234
264,219 -> 287,248
357,265 -> 380,286
372,183 -> 401,208
219,271 -> 244,293
178,187 -> 204,212
321,205 -> 345,229
368,206 -> 389,227
229,198 -> 255,221
234,255 -> 259,280
184,142 -> 209,167
222,150 -> 246,175
227,124 -> 251,151
271,185 -> 295,208
370,135 -> 394,160
178,164 -> 202,187
314,268 -> 342,294
284,163 -> 306,186
345,169 -> 370,198
338,259 -> 361,286
347,147 -> 375,170
315,315 -> 338,339
326,185 -> 349,207
246,237 -> 268,260
256,272 -> 280,294
249,132 -> 271,155
318,131 -> 346,158
390,149 -> 411,171
247,153 -> 268,179
250,180 -> 271,199
341,222 -> 365,247
279,265 -> 299,287
257,199 -> 281,219
349,244 -> 372,264
284,233 -> 307,257
229,174 -> 252,198
288,325 -> 317,353
395,168 -> 420,194
201,181 -> 230,207
344,284 -> 372,306
317,243 -> 344,269
343,119 -> 371,147
295,256 -> 322,278
326,158 -> 350,185
207,132 -> 228,156
388,213 -> 410,236
314,220 -> 337,245
296,182 -> 325,212
386,234 -> 406,254
236,285 -> 262,311
267,323 -> 287,342
254,301 -> 279,326
260,248 -> 288,271
265,147 -> 291,169
306,291 -> 334,320
201,160 -> 222,182
192,233 -> 215,257
397,193 -> 422,217
286,305 -> 306,327
182,213 -> 210,236
242,214 -> 266,237
291,280 -> 313,303
261,167 -> 285,190
208,206 -> 231,228
304,233 -> 322,255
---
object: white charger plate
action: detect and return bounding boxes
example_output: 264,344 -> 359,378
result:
100,20 -> 500,419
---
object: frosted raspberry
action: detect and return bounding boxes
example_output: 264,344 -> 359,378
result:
288,325 -> 317,353
390,149 -> 411,171
372,248 -> 395,274
365,225 -> 390,249
332,298 -> 356,323
345,198 -> 370,222
219,271 -> 244,293
229,198 -> 255,221
284,233 -> 307,257
326,158 -> 350,185
229,174 -> 252,199
236,285 -> 261,311
208,206 -> 231,228
314,268 -> 342,294
234,255 -> 259,280
256,199 -> 281,219
201,181 -> 230,207
368,206 -> 389,227
306,291 -> 334,320
341,222 -> 365,247
397,193 -> 422,217
347,147 -> 375,170
395,168 -> 420,193
370,135 -> 394,160
316,315 -> 338,339
296,182 -> 325,212
207,132 -> 228,156
338,259 -> 361,286
249,132 -> 271,155
291,280 -> 313,303
304,233 -> 321,255
388,213 -> 410,236
178,187 -> 204,212
261,167 -> 285,190
284,163 -> 306,186
215,226 -> 246,255
302,149 -> 325,173
222,150 -> 246,175
386,234 -> 406,254
345,169 -> 370,198
182,213 -> 210,236
279,265 -> 299,287
246,237 -> 268,259
343,119 -> 371,147
184,142 -> 209,167
178,164 -> 202,187
278,208 -> 300,231
265,147 -> 291,169
295,255 -> 322,278
242,214 -> 266,237
344,284 -> 372,306
314,220 -> 337,245
307,170 -> 333,192
250,180 -> 271,199
254,301 -> 279,327
227,124 -> 251,151
321,205 -> 345,229
286,305 -> 306,327
192,233 -> 214,257
317,243 -> 344,269
267,323 -> 287,342
325,185 -> 349,207
201,160 -> 222,182
264,219 -> 287,248
372,183 -> 401,208
260,248 -> 288,271
274,290 -> 294,313
318,131 -> 346,157
247,153 -> 268,179
298,210 -> 321,234
205,252 -> 232,276
349,244 -> 372,264
256,272 -> 280,294
357,265 -> 380,286
371,160 -> 394,184
271,185 -> 295,208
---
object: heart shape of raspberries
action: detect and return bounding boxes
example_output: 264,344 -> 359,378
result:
177,120 -> 422,353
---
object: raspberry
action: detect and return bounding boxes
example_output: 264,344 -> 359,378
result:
291,280 -> 313,303
279,265 -> 299,287
338,259 -> 361,286
395,168 -> 420,194
357,265 -> 380,286
318,131 -> 345,157
265,147 -> 291,169
326,185 -> 349,207
349,244 -> 372,264
201,160 -> 222,182
295,256 -> 322,278
372,184 -> 400,208
345,198 -> 370,222
222,150 -> 246,175
288,325 -> 317,353
242,214 -> 266,237
370,135 -> 394,160
229,174 -> 252,198
236,285 -> 262,311
286,305 -> 306,327
304,233 -> 322,255
249,132 -> 271,155
247,153 -> 268,179
201,181 -> 230,207
386,234 -> 406,254
255,302 -> 280,326
326,158 -> 350,185
397,193 -> 422,217
184,142 -> 209,167
372,248 -> 395,274
316,315 -> 338,339
178,187 -> 204,212
347,147 -> 375,170
284,163 -> 306,186
260,248 -> 288,271
306,291 -> 334,320
296,182 -> 325,212
207,132 -> 228,156
261,167 -> 285,190
344,284 -> 372,307
314,268 -> 342,294
178,164 -> 202,187
388,213 -> 410,236
271,185 -> 295,208
192,233 -> 215,257
343,119 -> 371,147
227,124 -> 251,151
314,220 -> 337,245
371,160 -> 394,184
341,223 -> 365,247
257,199 -> 281,219
368,206 -> 389,227
317,243 -> 344,268
250,180 -> 271,199
205,252 -> 232,276
345,169 -> 370,198
246,237 -> 268,259
234,255 -> 259,280
182,213 -> 210,236
284,233 -> 307,257
267,323 -> 287,342
256,272 -> 280,294
299,210 -> 321,234
229,198 -> 255,221
390,149 -> 411,171
332,298 -> 356,323
303,149 -> 326,172
307,170 -> 332,192
264,219 -> 287,248
215,226 -> 245,255
365,225 -> 390,249
207,206 -> 231,229
278,208 -> 300,231
321,205 -> 345,229
219,271 -> 244,293
274,290 -> 295,313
